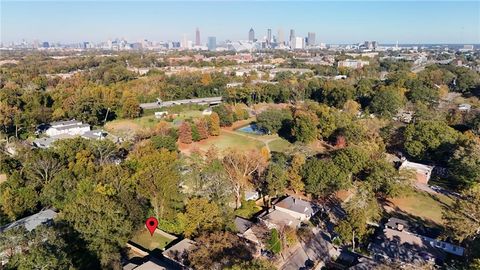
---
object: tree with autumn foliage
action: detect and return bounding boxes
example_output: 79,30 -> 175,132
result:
196,118 -> 209,140
207,113 -> 221,136
179,121 -> 193,144
222,149 -> 267,208
121,90 -> 141,119
287,153 -> 306,194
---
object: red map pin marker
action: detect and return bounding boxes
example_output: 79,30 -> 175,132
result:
145,217 -> 158,236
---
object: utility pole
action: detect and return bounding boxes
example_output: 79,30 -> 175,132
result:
352,230 -> 355,252
104,107 -> 110,123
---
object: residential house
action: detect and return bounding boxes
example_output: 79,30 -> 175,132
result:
234,216 -> 267,256
259,196 -> 317,229
0,209 -> 57,233
1,209 -> 58,265
274,196 -> 317,221
163,238 -> 195,268
370,218 -> 464,265
399,159 -> 434,184
81,130 -> 108,140
45,120 -> 90,137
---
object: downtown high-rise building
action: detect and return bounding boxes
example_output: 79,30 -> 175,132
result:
277,28 -> 284,44
195,27 -> 201,46
267,28 -> 272,44
307,32 -> 316,46
289,29 -> 295,46
249,28 -> 255,42
207,36 -> 216,51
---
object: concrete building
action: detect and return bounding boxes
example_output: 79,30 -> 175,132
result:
45,120 -> 90,137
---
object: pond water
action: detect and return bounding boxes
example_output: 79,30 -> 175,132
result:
236,123 -> 267,135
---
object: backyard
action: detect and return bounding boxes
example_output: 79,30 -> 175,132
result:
105,110 -> 204,138
385,191 -> 454,225
130,229 -> 176,251
179,130 -> 265,154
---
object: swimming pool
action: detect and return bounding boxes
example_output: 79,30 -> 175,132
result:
236,123 -> 267,135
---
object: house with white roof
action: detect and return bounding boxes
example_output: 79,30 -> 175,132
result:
259,196 -> 318,229
45,119 -> 90,137
274,196 -> 317,221
399,159 -> 434,184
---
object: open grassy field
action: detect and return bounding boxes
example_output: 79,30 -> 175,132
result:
105,110 -> 204,137
130,229 -> 175,251
268,137 -> 292,152
180,130 -> 265,154
386,191 -> 454,225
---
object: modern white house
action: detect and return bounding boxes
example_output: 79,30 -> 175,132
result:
45,120 -> 90,137
399,159 -> 434,184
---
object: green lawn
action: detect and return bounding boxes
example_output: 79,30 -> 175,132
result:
130,229 -> 175,251
105,110 -> 205,137
194,131 -> 265,152
387,191 -> 454,225
268,137 -> 292,152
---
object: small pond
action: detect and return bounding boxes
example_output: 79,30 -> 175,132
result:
236,123 -> 267,135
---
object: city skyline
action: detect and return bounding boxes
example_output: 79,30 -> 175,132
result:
1,1 -> 479,44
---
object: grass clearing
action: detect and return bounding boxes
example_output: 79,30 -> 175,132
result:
197,131 -> 265,151
105,110 -> 205,137
130,229 -> 175,251
268,137 -> 292,152
386,191 -> 454,225
180,130 -> 265,154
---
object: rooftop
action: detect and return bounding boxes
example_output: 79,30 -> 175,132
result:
0,209 -> 57,233
49,119 -> 82,127
234,216 -> 253,234
261,209 -> 301,228
275,196 -> 315,216
163,238 -> 195,265
399,160 -> 434,173
385,217 -> 410,231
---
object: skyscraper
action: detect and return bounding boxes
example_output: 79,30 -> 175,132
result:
267,29 -> 272,45
307,32 -> 316,46
277,28 -> 284,44
289,29 -> 295,46
249,28 -> 255,42
195,27 -> 201,46
207,36 -> 216,51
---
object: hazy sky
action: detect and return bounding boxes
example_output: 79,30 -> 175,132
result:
1,1 -> 479,44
